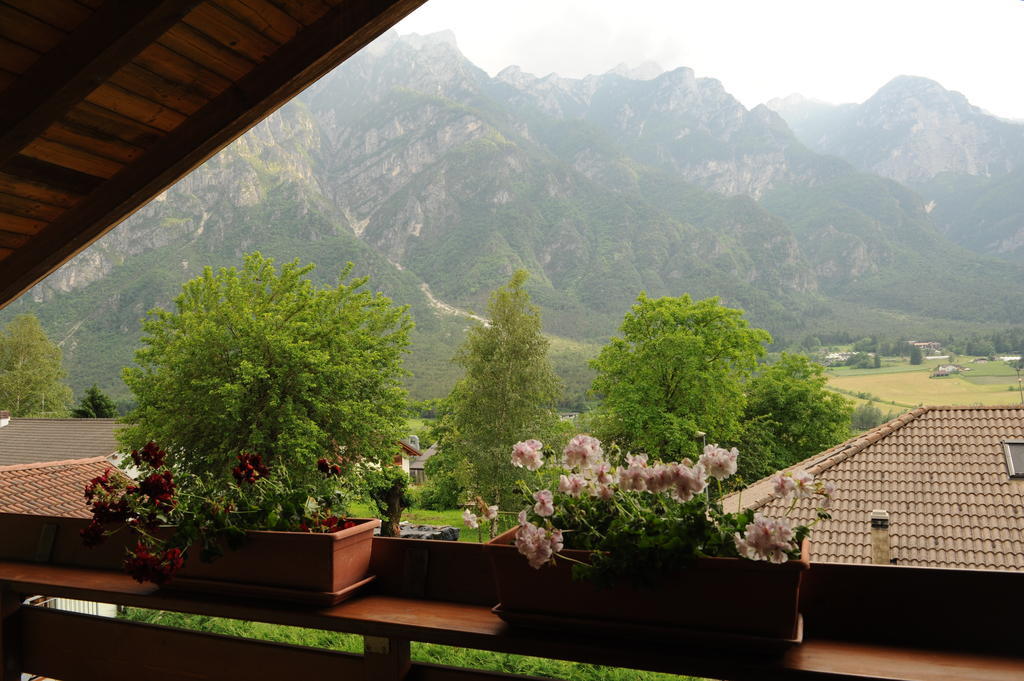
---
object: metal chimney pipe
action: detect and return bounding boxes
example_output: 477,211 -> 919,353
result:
870,509 -> 891,565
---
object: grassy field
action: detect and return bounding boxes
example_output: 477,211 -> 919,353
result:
827,357 -> 1023,407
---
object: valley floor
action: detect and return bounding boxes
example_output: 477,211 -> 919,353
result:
826,357 -> 1023,409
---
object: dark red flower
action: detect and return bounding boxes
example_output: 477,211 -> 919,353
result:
84,468 -> 115,501
138,470 -> 176,509
80,520 -> 106,548
123,542 -> 185,584
317,457 -> 343,477
308,516 -> 358,533
130,441 -> 167,469
90,497 -> 130,524
232,452 -> 269,484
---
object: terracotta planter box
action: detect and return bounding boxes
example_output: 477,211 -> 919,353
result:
485,527 -> 809,644
165,518 -> 381,606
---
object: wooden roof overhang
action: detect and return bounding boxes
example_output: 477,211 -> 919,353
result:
0,0 -> 426,310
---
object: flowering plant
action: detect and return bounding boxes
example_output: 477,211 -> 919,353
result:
466,435 -> 833,587
81,442 -> 360,584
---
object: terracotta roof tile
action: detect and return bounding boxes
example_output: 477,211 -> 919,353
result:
0,456 -> 119,518
0,418 -> 120,467
724,405 -> 1024,571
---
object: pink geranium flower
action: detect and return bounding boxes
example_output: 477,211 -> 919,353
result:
700,444 -> 738,480
533,489 -> 554,517
511,439 -> 544,471
558,473 -> 587,497
734,514 -> 796,563
563,434 -> 603,470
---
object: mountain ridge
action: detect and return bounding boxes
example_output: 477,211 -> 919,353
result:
4,30 -> 1023,405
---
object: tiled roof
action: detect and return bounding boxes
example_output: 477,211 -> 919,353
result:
724,406 -> 1024,571
0,456 -> 117,518
0,418 -> 120,467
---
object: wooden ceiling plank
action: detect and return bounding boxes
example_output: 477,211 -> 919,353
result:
216,0 -> 303,45
2,0 -> 93,33
0,247 -> 14,260
266,0 -> 332,27
0,191 -> 65,221
0,5 -> 66,53
134,43 -> 234,100
0,156 -> 101,197
159,23 -> 255,82
85,83 -> 189,132
66,103 -> 166,148
0,0 -> 427,308
0,174 -> 81,210
0,211 -> 47,235
0,229 -> 32,249
0,0 -> 199,167
0,36 -> 40,73
184,3 -> 281,61
110,63 -> 210,115
43,123 -> 146,165
0,68 -> 14,91
20,138 -> 123,179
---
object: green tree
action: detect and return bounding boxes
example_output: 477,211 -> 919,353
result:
590,294 -> 770,461
873,353 -> 882,369
851,402 -> 888,431
0,314 -> 72,417
72,384 -> 119,418
909,345 -> 923,365
120,253 -> 412,482
739,354 -> 852,481
434,270 -> 563,507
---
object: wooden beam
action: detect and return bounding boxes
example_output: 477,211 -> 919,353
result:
364,635 -> 411,680
0,0 -> 427,309
20,607 -> 364,681
0,0 -> 200,166
0,587 -> 20,681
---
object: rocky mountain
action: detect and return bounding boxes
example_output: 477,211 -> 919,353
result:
769,78 -> 1024,259
5,32 -> 1024,403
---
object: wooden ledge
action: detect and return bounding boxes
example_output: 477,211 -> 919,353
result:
1,559 -> 1022,681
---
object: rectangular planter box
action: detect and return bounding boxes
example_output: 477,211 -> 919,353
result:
165,518 -> 381,606
485,527 -> 808,643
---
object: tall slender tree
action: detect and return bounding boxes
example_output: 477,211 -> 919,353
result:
0,314 -> 72,417
435,270 -> 563,507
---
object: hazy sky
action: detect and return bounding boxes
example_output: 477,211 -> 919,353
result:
395,0 -> 1024,118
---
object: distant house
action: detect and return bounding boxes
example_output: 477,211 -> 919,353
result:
0,414 -> 120,468
823,351 -> 855,366
724,406 -> 1024,570
908,340 -> 942,353
931,364 -> 962,378
403,440 -> 437,484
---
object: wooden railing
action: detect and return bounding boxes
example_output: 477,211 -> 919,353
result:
1,512 -> 1022,681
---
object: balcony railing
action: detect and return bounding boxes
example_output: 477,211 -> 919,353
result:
1,512 -> 1022,681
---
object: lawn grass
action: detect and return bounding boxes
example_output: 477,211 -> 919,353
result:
349,501 -> 490,543
121,609 -> 703,680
